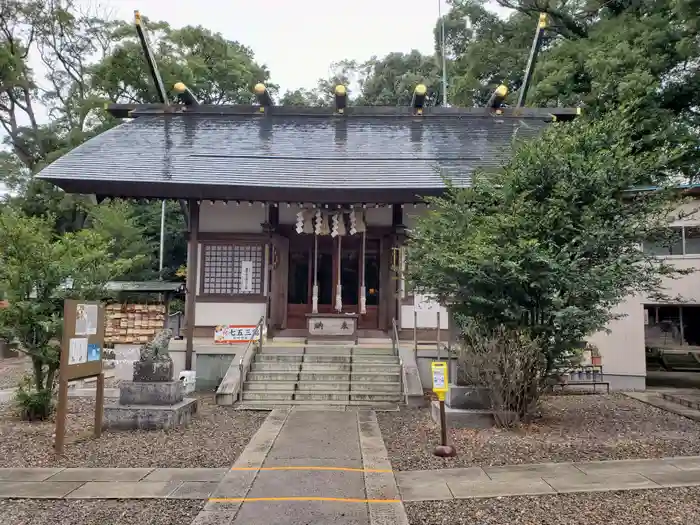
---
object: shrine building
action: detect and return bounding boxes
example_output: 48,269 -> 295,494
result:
36,85 -> 576,337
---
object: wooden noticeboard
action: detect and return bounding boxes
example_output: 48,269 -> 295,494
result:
54,300 -> 106,455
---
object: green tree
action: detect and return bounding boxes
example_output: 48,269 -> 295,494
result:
86,200 -> 157,280
443,0 -> 700,169
406,110 -> 687,389
0,207 -> 142,420
354,52 -> 443,106
282,54 -> 443,107
1,1 -> 272,279
279,88 -> 326,106
90,21 -> 275,105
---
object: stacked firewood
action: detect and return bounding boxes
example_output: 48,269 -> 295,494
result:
104,303 -> 167,344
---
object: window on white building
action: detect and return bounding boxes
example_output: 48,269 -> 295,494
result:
642,227 -> 683,256
684,227 -> 700,255
200,242 -> 264,297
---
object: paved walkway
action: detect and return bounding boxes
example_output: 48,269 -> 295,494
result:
3,456 -> 700,504
194,407 -> 408,525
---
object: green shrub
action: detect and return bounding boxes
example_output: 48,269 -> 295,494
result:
14,375 -> 54,421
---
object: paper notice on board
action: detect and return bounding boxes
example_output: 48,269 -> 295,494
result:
240,260 -> 254,293
432,369 -> 446,389
68,337 -> 88,365
75,304 -> 98,335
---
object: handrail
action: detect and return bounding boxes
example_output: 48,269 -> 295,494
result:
237,315 -> 265,402
413,309 -> 446,361
399,356 -> 405,403
391,318 -> 400,357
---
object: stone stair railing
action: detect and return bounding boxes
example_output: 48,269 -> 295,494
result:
215,316 -> 265,406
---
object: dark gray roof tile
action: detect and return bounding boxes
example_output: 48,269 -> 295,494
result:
37,114 -> 549,199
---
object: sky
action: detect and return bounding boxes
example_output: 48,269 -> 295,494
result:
1,0 -> 511,196
71,0 -> 511,94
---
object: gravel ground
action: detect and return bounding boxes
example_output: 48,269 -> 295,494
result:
0,499 -> 202,525
377,393 -> 700,471
0,357 -> 31,390
0,394 -> 268,468
406,487 -> 700,525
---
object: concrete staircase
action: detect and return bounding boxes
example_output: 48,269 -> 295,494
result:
661,351 -> 700,372
237,345 -> 403,410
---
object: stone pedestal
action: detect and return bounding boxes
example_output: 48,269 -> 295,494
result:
104,358 -> 197,431
431,400 -> 495,429
445,384 -> 490,410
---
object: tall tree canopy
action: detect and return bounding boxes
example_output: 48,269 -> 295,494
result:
0,0 -> 272,278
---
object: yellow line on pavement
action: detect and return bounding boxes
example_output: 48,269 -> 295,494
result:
209,497 -> 401,503
230,466 -> 392,473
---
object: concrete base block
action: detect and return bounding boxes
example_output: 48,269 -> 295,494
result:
104,398 -> 198,431
118,381 -> 184,406
430,400 -> 497,429
446,384 -> 490,410
406,394 -> 427,408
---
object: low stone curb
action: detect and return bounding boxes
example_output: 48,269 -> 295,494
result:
358,410 -> 410,525
0,468 -> 228,499
1,457 -> 700,502
395,456 -> 700,502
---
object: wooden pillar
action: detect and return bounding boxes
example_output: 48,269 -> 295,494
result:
379,235 -> 391,330
359,231 -> 366,315
391,204 -> 405,328
184,199 -> 200,370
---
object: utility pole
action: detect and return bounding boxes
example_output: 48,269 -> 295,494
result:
438,0 -> 448,107
159,200 -> 166,277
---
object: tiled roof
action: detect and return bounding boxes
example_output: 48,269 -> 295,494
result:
36,113 -> 550,200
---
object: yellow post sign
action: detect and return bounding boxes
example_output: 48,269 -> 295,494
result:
431,361 -> 448,401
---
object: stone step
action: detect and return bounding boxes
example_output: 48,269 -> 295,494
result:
247,372 -> 300,381
351,372 -> 400,382
351,355 -> 400,364
251,363 -> 302,372
351,393 -> 403,402
255,354 -> 304,363
351,381 -> 402,393
241,391 -> 295,401
244,381 -> 298,391
235,400 -> 400,411
661,353 -> 700,371
294,392 -> 350,402
351,363 -> 401,373
352,347 -> 396,356
299,372 -> 351,381
303,354 -> 352,363
304,346 -> 353,355
296,381 -> 351,392
259,346 -> 306,354
661,392 -> 700,410
300,363 -> 352,372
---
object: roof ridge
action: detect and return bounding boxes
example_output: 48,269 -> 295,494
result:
189,154 -> 484,161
